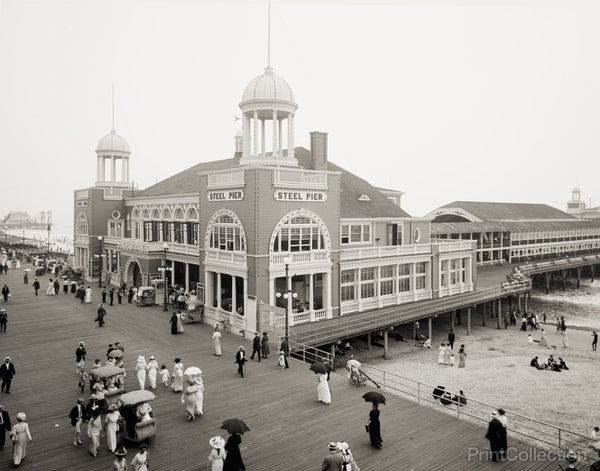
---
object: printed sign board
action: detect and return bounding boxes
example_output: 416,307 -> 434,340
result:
273,191 -> 327,202
208,190 -> 244,201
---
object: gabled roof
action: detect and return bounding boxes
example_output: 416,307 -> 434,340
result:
431,219 -> 600,235
437,201 -> 575,222
132,147 -> 410,219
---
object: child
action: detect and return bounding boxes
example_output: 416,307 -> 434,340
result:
78,368 -> 89,393
449,353 -> 455,367
527,334 -> 533,344
160,364 -> 170,387
277,351 -> 286,371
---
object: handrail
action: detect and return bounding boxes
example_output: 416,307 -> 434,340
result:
359,363 -> 595,463
288,339 -> 334,370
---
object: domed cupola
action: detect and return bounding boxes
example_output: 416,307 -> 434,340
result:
238,66 -> 298,167
95,129 -> 131,188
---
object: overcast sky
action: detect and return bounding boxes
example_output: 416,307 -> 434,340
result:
1,0 -> 600,234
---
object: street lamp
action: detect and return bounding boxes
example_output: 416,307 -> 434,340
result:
97,236 -> 103,287
160,243 -> 171,312
4,225 -> 7,245
276,256 -> 297,345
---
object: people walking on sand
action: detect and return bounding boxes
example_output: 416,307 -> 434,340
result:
85,286 -> 92,303
444,343 -> 452,365
261,331 -> 270,359
212,326 -> 222,356
171,358 -> 184,392
0,308 -> 6,333
317,372 -> 331,405
0,357 -> 16,393
447,329 -> 455,350
160,365 -> 169,387
68,398 -> 87,447
146,356 -> 158,390
207,436 -> 226,471
593,331 -> 598,351
135,356 -> 147,390
250,332 -> 261,361
0,405 -> 11,450
10,412 -> 32,466
368,403 -> 383,449
223,433 -> 245,470
170,313 -> 178,335
96,304 -> 107,327
235,346 -> 247,378
105,403 -> 121,453
562,330 -> 570,348
438,343 -> 446,365
458,344 -> 467,368
130,444 -> 149,471
539,329 -> 548,347
46,279 -> 55,296
485,410 -> 506,462
321,442 -> 342,471
32,279 -> 40,296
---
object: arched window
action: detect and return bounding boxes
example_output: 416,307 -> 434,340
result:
206,210 -> 246,252
76,212 -> 89,235
272,213 -> 327,253
186,207 -> 199,221
141,209 -> 150,220
161,208 -> 171,220
173,208 -> 184,220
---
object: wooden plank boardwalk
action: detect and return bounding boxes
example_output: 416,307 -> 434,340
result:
0,265 -> 560,470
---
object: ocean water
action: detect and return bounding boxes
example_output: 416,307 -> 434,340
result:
529,278 -> 600,330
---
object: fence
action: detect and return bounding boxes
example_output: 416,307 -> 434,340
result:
359,363 -> 595,464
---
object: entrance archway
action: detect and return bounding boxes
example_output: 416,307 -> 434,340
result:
125,258 -> 143,288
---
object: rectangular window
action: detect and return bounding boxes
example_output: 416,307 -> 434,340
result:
441,260 -> 448,287
341,224 -> 371,244
398,263 -> 411,292
450,259 -> 459,285
380,265 -> 395,296
415,262 -> 427,290
387,223 -> 403,246
143,222 -> 153,242
461,258 -> 467,283
340,269 -> 356,302
360,267 -> 376,299
341,225 -> 349,244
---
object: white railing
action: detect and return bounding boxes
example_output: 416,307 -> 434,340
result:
274,168 -> 328,189
437,240 -> 476,252
271,251 -> 329,266
205,249 -> 247,264
340,244 -> 431,261
207,170 -> 245,188
313,309 -> 328,321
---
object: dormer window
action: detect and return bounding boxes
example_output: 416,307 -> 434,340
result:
358,194 -> 371,201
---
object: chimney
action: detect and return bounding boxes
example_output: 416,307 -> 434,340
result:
310,132 -> 328,171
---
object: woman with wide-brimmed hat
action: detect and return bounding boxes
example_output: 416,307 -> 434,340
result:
207,435 -> 226,470
105,403 -> 122,453
130,443 -> 149,471
171,358 -> 184,392
146,356 -> 158,390
135,356 -> 147,390
112,447 -> 128,471
181,377 -> 201,421
10,412 -> 32,466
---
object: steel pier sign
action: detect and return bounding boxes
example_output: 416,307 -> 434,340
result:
208,190 -> 244,201
273,190 -> 327,202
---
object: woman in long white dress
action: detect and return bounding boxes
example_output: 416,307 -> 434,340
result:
207,436 -> 226,471
176,311 -> 184,333
46,279 -> 55,296
171,358 -> 184,392
131,444 -> 149,471
136,402 -> 152,422
87,409 -> 103,457
135,356 -> 147,390
316,372 -> 331,405
438,343 -> 446,364
194,374 -> 204,416
105,404 -> 121,453
212,328 -> 222,356
181,378 -> 200,420
84,286 -> 92,303
10,412 -> 32,466
146,356 -> 158,390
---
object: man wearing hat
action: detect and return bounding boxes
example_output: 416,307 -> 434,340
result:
485,410 -> 506,462
96,303 -> 107,327
0,356 -> 15,393
112,447 -> 127,470
0,405 -> 11,449
565,449 -> 580,470
250,332 -> 261,362
0,308 -> 6,333
75,342 -> 87,373
321,442 -> 342,470
68,398 -> 88,446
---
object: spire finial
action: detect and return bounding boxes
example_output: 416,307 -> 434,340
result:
267,3 -> 271,67
111,84 -> 115,132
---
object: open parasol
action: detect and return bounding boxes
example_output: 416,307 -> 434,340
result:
119,390 -> 156,406
108,349 -> 124,359
24,268 -> 31,273
362,391 -> 386,405
309,362 -> 328,375
184,366 -> 202,376
221,418 -> 250,435
90,365 -> 125,378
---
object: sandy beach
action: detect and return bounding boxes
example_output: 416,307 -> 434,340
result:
347,312 -> 598,439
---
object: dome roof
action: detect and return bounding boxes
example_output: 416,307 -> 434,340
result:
96,130 -> 130,154
241,67 -> 295,104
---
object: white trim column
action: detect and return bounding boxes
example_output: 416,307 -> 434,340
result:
278,118 -> 283,157
185,263 -> 189,292
272,110 -> 278,157
326,271 -> 332,318
261,119 -> 265,156
111,156 -> 116,181
309,274 -> 315,322
253,111 -> 258,156
288,113 -> 294,158
243,277 -> 247,316
216,272 -> 222,309
243,114 -> 250,156
121,157 -> 126,183
231,275 -> 237,314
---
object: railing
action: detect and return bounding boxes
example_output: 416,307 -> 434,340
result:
340,244 -> 432,261
519,253 -> 600,275
437,240 -> 476,252
358,363 -> 595,463
289,339 -> 334,370
207,169 -> 245,188
205,249 -> 247,264
271,251 -> 329,265
274,168 -> 328,189
103,188 -> 123,200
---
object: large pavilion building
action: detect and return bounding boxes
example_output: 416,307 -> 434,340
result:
73,65 -> 476,333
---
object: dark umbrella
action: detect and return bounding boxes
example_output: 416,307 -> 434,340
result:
221,418 -> 250,435
362,391 -> 386,405
309,361 -> 328,375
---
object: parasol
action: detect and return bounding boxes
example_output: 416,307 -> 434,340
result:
119,390 -> 156,406
24,268 -> 31,273
346,359 -> 361,369
221,418 -> 250,435
362,391 -> 386,405
184,366 -> 202,376
90,365 -> 125,378
108,349 -> 124,359
309,362 -> 328,375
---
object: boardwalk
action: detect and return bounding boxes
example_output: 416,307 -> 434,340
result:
0,265 -> 561,470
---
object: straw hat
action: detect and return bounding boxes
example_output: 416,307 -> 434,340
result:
150,355 -> 155,360
114,448 -> 127,457
16,412 -> 26,421
209,436 -> 225,449
137,356 -> 146,363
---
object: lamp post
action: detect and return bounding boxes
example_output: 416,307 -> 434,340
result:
4,225 -> 7,246
276,256 -> 297,343
97,236 -> 103,287
161,243 -> 169,311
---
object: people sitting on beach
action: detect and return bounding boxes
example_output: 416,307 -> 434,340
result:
557,357 -> 569,370
440,391 -> 453,405
421,337 -> 432,348
432,385 -> 445,400
451,390 -> 467,407
592,426 -> 600,440
530,356 -> 546,370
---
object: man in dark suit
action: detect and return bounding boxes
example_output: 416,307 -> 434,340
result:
280,336 -> 290,368
235,346 -> 247,378
75,342 -> 87,373
250,332 -> 261,362
0,357 -> 15,393
68,398 -> 88,446
32,279 -> 40,295
321,442 -> 342,470
0,404 -> 11,449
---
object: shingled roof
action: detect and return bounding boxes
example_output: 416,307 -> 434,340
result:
438,201 -> 575,222
133,147 -> 410,218
431,219 -> 600,235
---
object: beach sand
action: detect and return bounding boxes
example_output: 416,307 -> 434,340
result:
346,314 -> 598,438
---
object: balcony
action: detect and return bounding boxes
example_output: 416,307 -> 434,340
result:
271,251 -> 329,267
205,248 -> 247,266
274,168 -> 328,189
207,170 -> 245,189
340,244 -> 431,261
437,240 -> 476,253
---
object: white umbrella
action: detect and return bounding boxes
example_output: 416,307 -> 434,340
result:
24,268 -> 31,273
184,366 -> 202,376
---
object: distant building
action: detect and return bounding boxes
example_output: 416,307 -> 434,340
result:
566,187 -> 600,220
73,64 -> 476,333
427,201 -> 600,265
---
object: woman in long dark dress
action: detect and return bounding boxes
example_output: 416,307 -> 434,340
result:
169,313 -> 178,335
368,404 -> 382,449
223,433 -> 246,470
